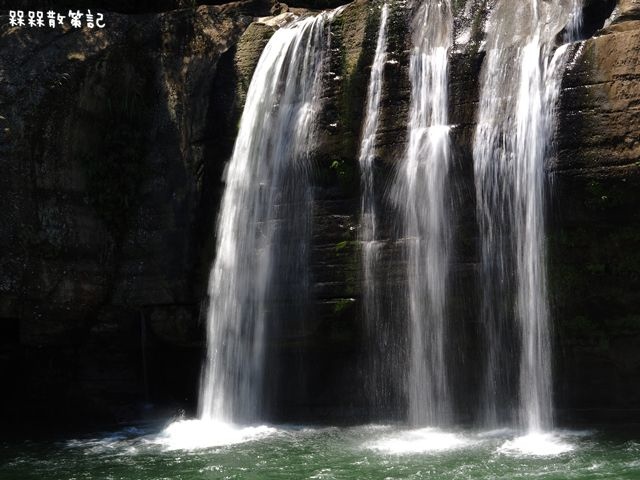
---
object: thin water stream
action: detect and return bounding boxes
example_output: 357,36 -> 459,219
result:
359,2 -> 390,416
473,0 -> 583,431
391,0 -> 454,427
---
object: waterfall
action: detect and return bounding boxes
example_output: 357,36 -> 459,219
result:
392,0 -> 453,426
566,0 -> 584,42
198,12 -> 333,423
473,0 -> 582,432
359,3 -> 390,415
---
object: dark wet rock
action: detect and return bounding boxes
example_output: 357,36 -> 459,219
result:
0,2 -> 256,431
550,16 -> 640,424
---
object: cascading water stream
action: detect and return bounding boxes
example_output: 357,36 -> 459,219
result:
392,0 -> 453,426
198,11 -> 334,424
473,0 -> 583,432
359,2 -> 390,416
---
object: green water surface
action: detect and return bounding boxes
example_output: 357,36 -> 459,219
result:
1,424 -> 639,479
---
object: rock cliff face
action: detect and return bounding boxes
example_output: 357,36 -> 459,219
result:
0,2 -> 261,430
1,0 -> 639,431
551,8 -> 640,422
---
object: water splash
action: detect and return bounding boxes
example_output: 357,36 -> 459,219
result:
473,0 -> 583,431
154,420 -> 278,451
497,431 -> 575,456
391,0 -> 454,426
368,427 -> 475,454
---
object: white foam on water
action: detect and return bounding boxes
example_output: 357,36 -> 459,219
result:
497,432 -> 574,457
475,427 -> 513,439
151,419 -> 278,451
367,427 -> 474,455
63,427 -> 152,455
